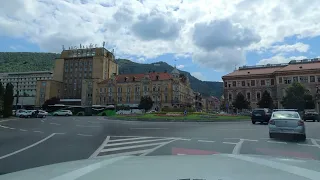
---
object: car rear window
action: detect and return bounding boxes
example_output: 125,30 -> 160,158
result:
272,112 -> 300,119
253,110 -> 265,114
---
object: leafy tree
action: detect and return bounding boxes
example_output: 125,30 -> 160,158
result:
138,96 -> 153,111
232,93 -> 250,110
3,83 -> 14,117
304,94 -> 315,109
0,81 -> 4,116
281,82 -> 307,111
42,97 -> 60,109
257,91 -> 273,109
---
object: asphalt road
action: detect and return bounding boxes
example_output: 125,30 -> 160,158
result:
0,116 -> 320,175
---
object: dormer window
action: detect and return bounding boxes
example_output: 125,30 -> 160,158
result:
156,75 -> 159,80
133,77 -> 136,81
124,77 -> 128,82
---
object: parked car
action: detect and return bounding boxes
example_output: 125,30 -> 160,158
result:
17,110 -> 35,118
53,110 -> 73,116
251,108 -> 272,124
269,110 -> 306,140
37,110 -> 48,118
303,109 -> 319,122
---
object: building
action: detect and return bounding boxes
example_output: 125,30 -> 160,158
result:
93,67 -> 195,110
0,71 -> 53,106
35,46 -> 118,106
222,58 -> 320,112
194,92 -> 203,110
206,96 -> 221,111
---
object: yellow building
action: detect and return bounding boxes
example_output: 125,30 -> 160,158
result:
93,68 -> 194,110
222,59 -> 320,112
35,46 -> 118,106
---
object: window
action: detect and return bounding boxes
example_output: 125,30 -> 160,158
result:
257,92 -> 261,100
318,76 -> 320,82
232,81 -> 236,87
279,77 -> 282,84
153,86 -> 156,91
271,79 -> 275,85
117,87 -> 122,93
224,82 -> 227,87
293,76 -> 298,82
247,92 -> 251,100
310,76 -> 315,82
299,76 -> 308,83
266,79 -> 270,86
241,81 -> 245,86
165,95 -> 168,102
144,86 -> 148,92
284,77 -> 292,84
251,80 -> 255,86
261,80 -> 265,86
126,96 -> 130,103
228,94 -> 232,100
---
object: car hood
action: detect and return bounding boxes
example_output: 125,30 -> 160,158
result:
2,154 -> 320,180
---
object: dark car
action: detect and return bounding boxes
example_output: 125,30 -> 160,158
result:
303,109 -> 319,122
251,108 -> 272,124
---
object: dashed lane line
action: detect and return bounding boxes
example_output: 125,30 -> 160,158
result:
198,140 -> 215,143
77,134 -> 93,137
267,141 -> 288,144
0,125 -> 16,130
130,128 -> 168,130
19,129 -> 28,132
76,125 -> 100,128
33,130 -> 44,133
50,123 -> 61,126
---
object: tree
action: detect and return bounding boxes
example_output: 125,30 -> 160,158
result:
281,82 -> 307,111
42,97 -> 60,109
3,83 -> 14,117
232,93 -> 250,110
0,81 -> 4,116
138,96 -> 153,111
257,91 -> 273,109
304,94 -> 315,109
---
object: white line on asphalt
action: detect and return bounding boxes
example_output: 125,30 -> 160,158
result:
310,138 -> 320,149
178,138 -> 191,141
130,128 -> 168,130
76,125 -> 100,128
297,143 -> 317,147
198,140 -> 215,143
106,138 -> 171,147
77,134 -> 93,137
0,133 -> 56,160
216,129 -> 255,131
241,138 -> 259,142
101,142 -> 166,153
223,142 -> 237,145
89,136 -> 110,158
109,137 -> 157,142
232,139 -> 244,154
267,141 -> 287,144
100,149 -> 151,157
0,118 -> 18,122
177,154 -> 186,155
50,123 -> 61,126
0,125 -> 16,130
88,121 -> 101,124
141,139 -> 180,156
33,130 -> 44,133
19,129 -> 27,132
41,120 -> 45,123
54,132 -> 66,135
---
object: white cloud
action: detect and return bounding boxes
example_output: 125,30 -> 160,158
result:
270,42 -> 309,54
191,72 -> 206,81
176,64 -> 184,69
257,55 -> 307,65
1,0 -> 320,71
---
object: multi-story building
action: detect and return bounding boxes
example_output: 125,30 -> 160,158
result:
93,67 -> 195,110
194,92 -> 203,110
35,46 -> 118,106
206,96 -> 221,111
222,59 -> 320,112
0,71 -> 52,106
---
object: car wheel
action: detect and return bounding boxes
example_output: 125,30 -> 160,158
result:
300,134 -> 306,141
19,115 -> 23,118
269,133 -> 274,138
66,114 -> 69,116
27,115 -> 31,118
313,120 -> 315,122
252,120 -> 256,124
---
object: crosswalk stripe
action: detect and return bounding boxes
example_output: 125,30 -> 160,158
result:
106,138 -> 172,147
99,149 -> 150,157
108,137 -> 156,142
100,142 -> 166,153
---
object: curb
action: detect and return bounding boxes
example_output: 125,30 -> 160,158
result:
103,117 -> 250,123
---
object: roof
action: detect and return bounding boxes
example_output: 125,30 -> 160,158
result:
171,67 -> 179,74
275,61 -> 320,72
99,72 -> 172,84
223,67 -> 283,78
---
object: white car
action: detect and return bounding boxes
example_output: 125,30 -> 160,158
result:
37,110 -> 48,118
16,110 -> 35,118
53,110 -> 73,116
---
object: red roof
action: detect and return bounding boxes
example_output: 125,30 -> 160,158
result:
99,72 -> 172,84
223,67 -> 282,78
275,62 -> 320,72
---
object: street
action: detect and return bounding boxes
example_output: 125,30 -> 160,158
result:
1,116 -> 320,175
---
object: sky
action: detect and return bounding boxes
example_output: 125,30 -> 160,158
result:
1,0 -> 320,82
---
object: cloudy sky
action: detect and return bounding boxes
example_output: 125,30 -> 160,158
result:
1,0 -> 320,81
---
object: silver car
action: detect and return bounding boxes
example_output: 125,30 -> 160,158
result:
268,110 -> 306,140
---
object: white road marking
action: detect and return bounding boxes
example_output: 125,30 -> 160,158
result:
100,142 -> 166,153
130,128 -> 168,130
141,138 -> 180,156
198,140 -> 215,143
33,130 -> 44,133
0,118 -> 18,122
310,138 -> 320,149
0,133 -> 56,160
50,123 -> 61,126
216,129 -> 256,131
241,138 -> 258,142
76,125 -> 100,128
177,154 -> 186,155
232,139 -> 244,154
106,138 -> 170,147
77,134 -> 93,137
54,132 -> 66,135
109,137 -> 157,143
19,129 -> 27,132
297,143 -> 316,147
90,136 -> 110,158
41,120 -> 45,123
267,141 -> 287,144
0,125 -> 15,130
100,149 -> 151,157
88,121 -> 101,124
223,142 -> 237,145
178,138 -> 191,141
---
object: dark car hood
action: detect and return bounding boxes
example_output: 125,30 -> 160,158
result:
1,154 -> 320,180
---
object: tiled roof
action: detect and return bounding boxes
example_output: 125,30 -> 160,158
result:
99,72 -> 172,84
223,67 -> 283,77
275,62 -> 320,72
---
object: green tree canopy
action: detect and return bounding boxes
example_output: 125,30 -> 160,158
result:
3,83 -> 14,117
232,93 -> 250,110
138,96 -> 153,111
304,94 -> 315,109
281,82 -> 311,111
257,90 -> 273,109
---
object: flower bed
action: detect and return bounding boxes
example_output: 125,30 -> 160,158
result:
155,113 -> 184,117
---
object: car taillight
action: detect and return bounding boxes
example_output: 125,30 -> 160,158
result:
298,120 -> 304,126
269,120 -> 275,125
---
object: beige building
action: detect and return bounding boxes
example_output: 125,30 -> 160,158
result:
92,68 -> 195,110
35,46 -> 118,106
222,59 -> 320,112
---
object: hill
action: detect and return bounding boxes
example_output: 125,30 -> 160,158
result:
0,52 -> 223,97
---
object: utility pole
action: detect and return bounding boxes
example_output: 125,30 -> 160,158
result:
15,81 -> 19,110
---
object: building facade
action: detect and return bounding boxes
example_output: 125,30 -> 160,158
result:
0,71 -> 53,106
93,68 -> 195,110
222,59 -> 320,112
35,46 -> 118,106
